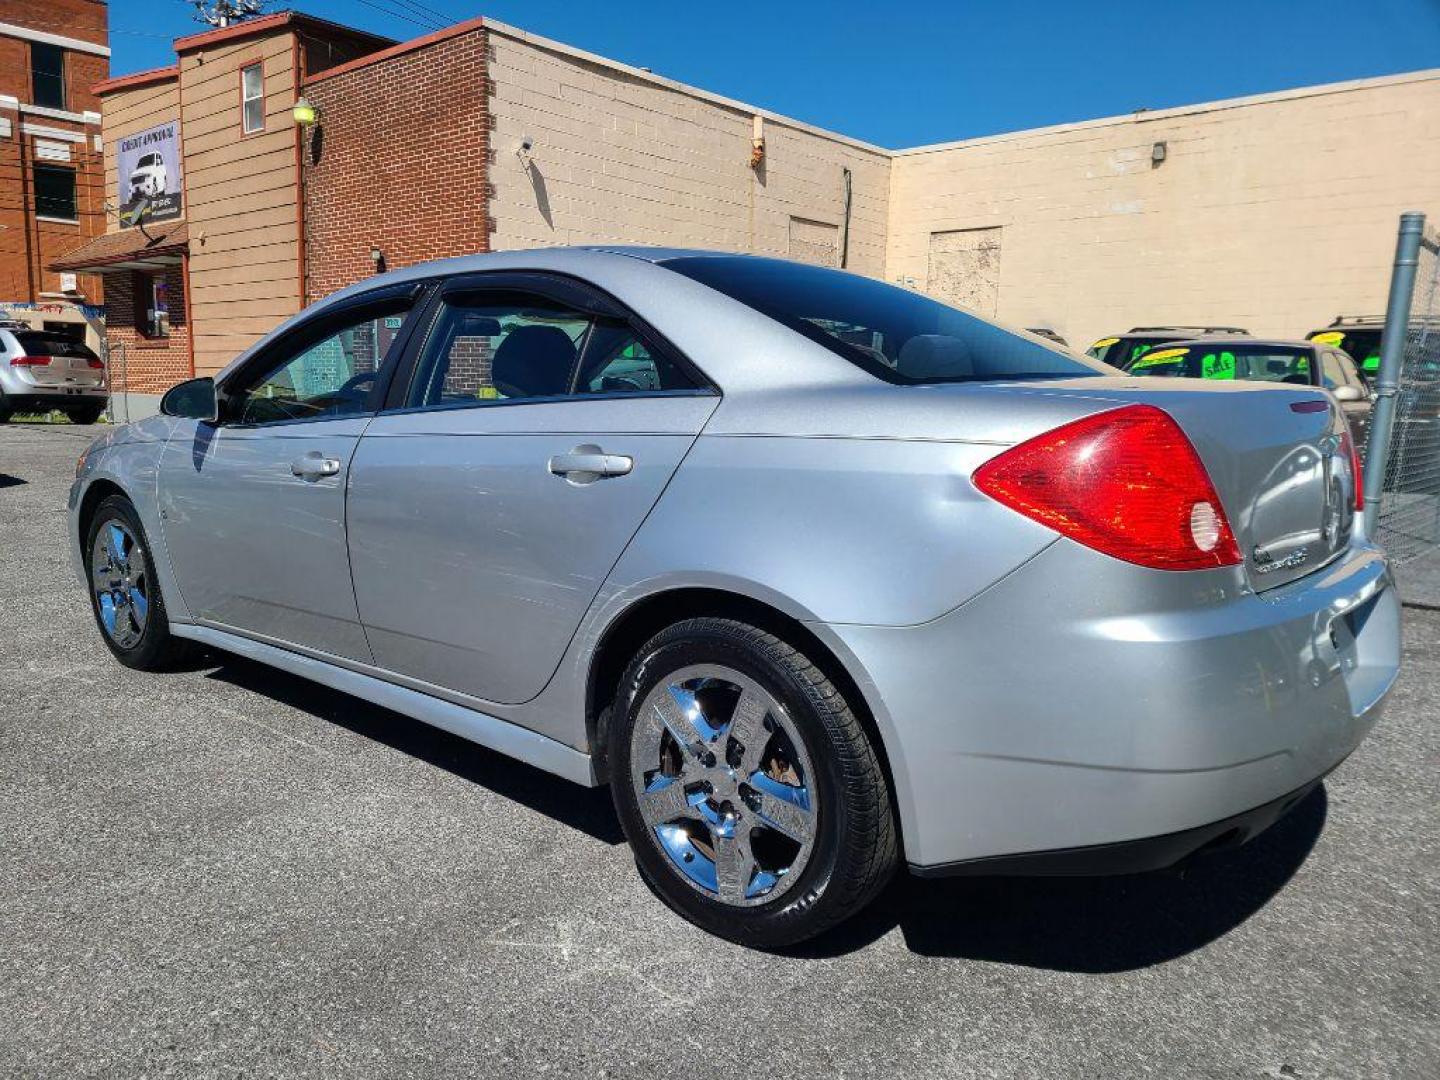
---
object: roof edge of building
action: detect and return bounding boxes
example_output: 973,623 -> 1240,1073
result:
93,65 -> 180,97
894,66 -> 1440,157
302,16 -> 486,87
173,10 -> 394,55
483,19 -> 891,157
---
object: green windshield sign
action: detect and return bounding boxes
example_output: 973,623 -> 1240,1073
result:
1200,351 -> 1235,380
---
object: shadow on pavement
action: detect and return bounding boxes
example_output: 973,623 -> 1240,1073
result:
202,653 -> 626,847
794,785 -> 1327,970
0,473 -> 27,488
197,648 -> 1324,968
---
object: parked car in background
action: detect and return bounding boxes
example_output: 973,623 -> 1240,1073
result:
1087,325 -> 1249,370
1308,316 -> 1384,381
1119,336 -> 1375,453
70,249 -> 1398,946
1308,314 -> 1440,384
0,328 -> 107,423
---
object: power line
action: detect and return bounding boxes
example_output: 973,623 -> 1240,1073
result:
345,0 -> 447,33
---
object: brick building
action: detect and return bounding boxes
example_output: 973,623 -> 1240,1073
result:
57,11 -> 1440,394
0,0 -> 108,345
54,11 -> 387,391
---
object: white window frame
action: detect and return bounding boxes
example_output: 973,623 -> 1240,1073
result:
241,62 -> 264,135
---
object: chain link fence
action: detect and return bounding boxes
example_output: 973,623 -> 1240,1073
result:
1372,217 -> 1440,605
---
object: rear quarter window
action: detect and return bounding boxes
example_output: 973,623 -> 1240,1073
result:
662,255 -> 1107,385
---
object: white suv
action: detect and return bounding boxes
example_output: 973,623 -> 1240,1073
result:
129,153 -> 167,200
0,329 -> 107,423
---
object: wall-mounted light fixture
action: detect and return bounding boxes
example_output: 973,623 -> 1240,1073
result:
1151,140 -> 1168,166
516,134 -> 535,170
750,115 -> 765,169
369,246 -> 385,273
293,95 -> 319,126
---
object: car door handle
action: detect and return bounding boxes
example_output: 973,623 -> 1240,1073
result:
290,452 -> 342,481
548,445 -> 633,484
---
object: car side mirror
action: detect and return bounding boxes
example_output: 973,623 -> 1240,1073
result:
160,376 -> 219,422
1332,384 -> 1364,403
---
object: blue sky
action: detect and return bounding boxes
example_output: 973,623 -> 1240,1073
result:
113,0 -> 1440,148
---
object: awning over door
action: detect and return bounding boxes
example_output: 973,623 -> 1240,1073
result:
50,222 -> 188,274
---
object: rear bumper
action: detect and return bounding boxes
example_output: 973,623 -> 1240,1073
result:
2,390 -> 107,411
911,771 -> 1328,877
826,539 -> 1400,870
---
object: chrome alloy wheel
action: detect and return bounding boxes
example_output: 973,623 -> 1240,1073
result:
629,664 -> 817,907
91,521 -> 148,649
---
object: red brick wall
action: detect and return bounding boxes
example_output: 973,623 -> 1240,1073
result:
0,0 -> 107,47
301,26 -> 488,302
103,266 -> 192,393
0,0 -> 108,305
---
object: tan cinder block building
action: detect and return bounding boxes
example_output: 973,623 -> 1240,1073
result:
59,11 -> 1440,390
887,71 -> 1440,348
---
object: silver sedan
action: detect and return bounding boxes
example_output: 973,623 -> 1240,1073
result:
70,249 -> 1400,946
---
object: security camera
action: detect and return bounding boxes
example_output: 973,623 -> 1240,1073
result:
518,135 -> 534,154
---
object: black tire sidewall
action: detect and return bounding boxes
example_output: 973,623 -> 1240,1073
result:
609,620 -> 866,947
85,496 -> 174,669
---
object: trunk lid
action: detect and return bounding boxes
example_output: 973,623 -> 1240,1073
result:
963,378 -> 1359,591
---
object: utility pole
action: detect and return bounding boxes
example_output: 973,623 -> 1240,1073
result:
189,1 -> 268,29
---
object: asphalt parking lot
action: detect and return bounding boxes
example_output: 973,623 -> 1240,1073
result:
2,422 -> 1437,1079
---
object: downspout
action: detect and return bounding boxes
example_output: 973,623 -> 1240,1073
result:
181,250 -> 196,377
840,166 -> 852,270
19,125 -> 37,301
292,32 -> 307,307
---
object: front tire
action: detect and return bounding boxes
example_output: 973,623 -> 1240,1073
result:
84,495 -> 193,670
609,617 -> 897,948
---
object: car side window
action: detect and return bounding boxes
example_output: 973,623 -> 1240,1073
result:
227,299 -> 415,426
405,293 -> 592,409
575,319 -> 697,394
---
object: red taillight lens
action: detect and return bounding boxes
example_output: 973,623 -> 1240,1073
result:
86,357 -> 104,370
1341,427 -> 1364,512
973,403 -> 1242,571
10,355 -> 50,366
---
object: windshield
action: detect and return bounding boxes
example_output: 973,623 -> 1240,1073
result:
1126,344 -> 1313,383
662,255 -> 1105,384
1087,335 -> 1184,369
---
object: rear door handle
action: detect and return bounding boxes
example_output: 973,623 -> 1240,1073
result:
290,451 -> 342,481
548,444 -> 633,484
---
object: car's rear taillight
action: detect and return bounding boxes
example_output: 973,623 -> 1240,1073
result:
972,403 -> 1242,571
10,354 -> 50,366
1341,427 -> 1363,512
86,356 -> 104,370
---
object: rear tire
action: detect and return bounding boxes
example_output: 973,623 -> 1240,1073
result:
609,617 -> 897,948
0,392 -> 11,423
84,494 -> 195,671
65,404 -> 105,425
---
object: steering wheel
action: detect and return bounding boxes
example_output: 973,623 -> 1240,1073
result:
337,370 -> 378,398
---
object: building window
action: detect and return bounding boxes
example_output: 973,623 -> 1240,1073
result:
31,43 -> 65,110
34,165 -> 77,221
241,63 -> 264,134
135,272 -> 171,338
